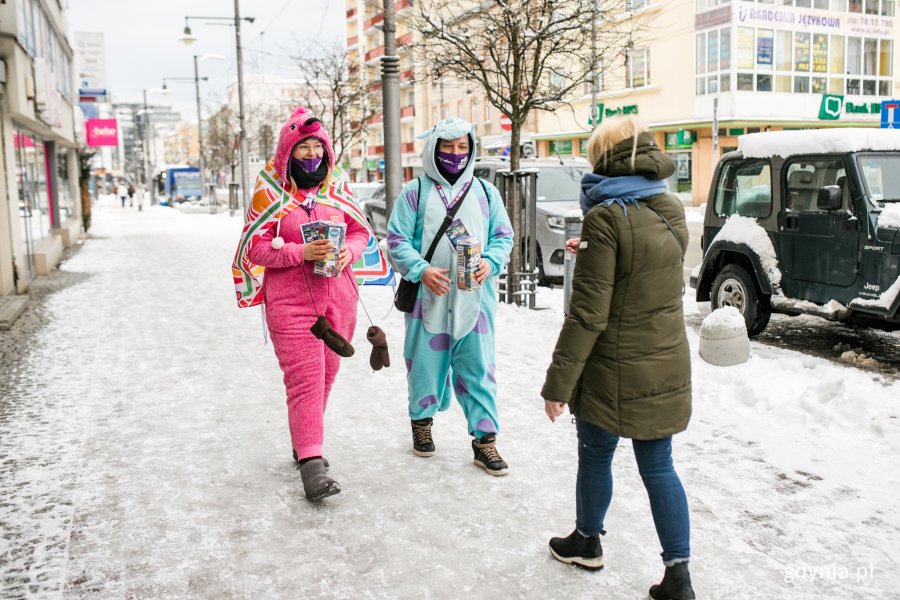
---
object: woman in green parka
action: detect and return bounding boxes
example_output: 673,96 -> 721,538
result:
542,116 -> 695,600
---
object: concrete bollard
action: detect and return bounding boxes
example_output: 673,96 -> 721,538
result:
699,306 -> 750,366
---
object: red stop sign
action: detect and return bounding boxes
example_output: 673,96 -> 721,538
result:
500,114 -> 512,131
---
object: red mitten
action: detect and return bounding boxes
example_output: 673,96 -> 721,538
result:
366,326 -> 390,371
310,316 -> 355,357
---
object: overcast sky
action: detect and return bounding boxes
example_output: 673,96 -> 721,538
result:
66,0 -> 345,120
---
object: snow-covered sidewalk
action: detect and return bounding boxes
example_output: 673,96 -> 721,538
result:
1,201 -> 898,599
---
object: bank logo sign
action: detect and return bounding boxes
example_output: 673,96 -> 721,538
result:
819,95 -> 843,120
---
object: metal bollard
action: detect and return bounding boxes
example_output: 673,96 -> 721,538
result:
562,216 -> 583,315
208,184 -> 218,214
228,182 -> 240,217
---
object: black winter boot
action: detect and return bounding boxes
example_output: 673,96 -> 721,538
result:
299,458 -> 340,501
649,562 -> 695,600
548,529 -> 604,570
472,434 -> 508,476
411,418 -> 435,457
292,450 -> 329,470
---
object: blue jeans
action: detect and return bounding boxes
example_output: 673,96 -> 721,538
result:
575,418 -> 691,565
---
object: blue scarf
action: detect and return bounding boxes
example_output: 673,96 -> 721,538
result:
580,173 -> 667,216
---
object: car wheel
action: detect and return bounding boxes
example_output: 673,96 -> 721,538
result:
711,264 -> 771,337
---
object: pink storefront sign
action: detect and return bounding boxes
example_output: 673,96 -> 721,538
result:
86,119 -> 119,146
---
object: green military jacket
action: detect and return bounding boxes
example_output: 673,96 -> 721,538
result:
541,134 -> 692,439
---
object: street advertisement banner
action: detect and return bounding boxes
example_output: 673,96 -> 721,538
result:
737,1 -> 893,36
75,32 -> 108,101
86,119 -> 118,146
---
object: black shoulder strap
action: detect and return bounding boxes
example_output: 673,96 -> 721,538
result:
421,180 -> 475,262
643,202 -> 686,257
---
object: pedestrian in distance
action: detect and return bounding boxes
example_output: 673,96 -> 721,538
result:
231,106 -> 373,501
387,116 -> 514,476
127,181 -> 135,207
541,116 -> 695,599
116,179 -> 128,208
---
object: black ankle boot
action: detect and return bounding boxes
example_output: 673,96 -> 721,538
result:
649,562 -> 695,600
548,529 -> 604,570
411,418 -> 435,457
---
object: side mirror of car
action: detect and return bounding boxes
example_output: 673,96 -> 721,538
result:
817,185 -> 842,211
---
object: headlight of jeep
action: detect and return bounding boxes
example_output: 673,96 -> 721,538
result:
547,216 -> 565,230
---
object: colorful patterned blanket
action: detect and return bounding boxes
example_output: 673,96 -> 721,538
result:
231,161 -> 394,308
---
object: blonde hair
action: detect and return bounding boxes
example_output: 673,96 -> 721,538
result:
587,116 -> 649,172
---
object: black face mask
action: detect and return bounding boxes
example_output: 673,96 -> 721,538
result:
291,153 -> 329,189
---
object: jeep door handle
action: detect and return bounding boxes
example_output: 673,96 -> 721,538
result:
786,214 -> 799,230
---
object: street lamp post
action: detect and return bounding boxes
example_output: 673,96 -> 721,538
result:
164,53 -> 222,205
180,5 -> 255,214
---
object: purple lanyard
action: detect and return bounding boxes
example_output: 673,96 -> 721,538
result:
434,180 -> 472,210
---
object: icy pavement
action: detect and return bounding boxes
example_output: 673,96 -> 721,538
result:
1,199 -> 899,599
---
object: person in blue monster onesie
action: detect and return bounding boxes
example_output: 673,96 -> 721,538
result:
387,117 -> 514,476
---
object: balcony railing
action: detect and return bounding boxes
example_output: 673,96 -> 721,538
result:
400,105 -> 415,118
368,113 -> 384,124
367,80 -> 382,93
401,142 -> 416,153
397,32 -> 413,47
347,7 -> 357,19
365,46 -> 385,63
364,14 -> 384,30
368,145 -> 385,156
396,0 -> 413,10
347,35 -> 359,48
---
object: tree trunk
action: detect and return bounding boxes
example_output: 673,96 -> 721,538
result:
80,177 -> 92,232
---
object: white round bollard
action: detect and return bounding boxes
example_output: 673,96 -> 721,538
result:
699,306 -> 750,366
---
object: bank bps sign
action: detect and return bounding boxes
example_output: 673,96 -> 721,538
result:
819,95 -> 900,127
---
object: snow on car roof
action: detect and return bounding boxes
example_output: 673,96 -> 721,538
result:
739,128 -> 900,158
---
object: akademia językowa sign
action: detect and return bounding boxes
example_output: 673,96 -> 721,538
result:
737,1 -> 893,36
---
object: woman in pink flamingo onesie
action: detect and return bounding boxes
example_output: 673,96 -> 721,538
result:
246,107 -> 369,501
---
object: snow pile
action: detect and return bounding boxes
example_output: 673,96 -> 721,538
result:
770,297 -> 848,319
700,306 -> 745,336
877,203 -> 900,229
851,275 -> 900,310
714,215 -> 783,286
740,128 -> 900,158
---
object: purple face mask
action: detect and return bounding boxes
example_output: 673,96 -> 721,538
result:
436,151 -> 469,175
292,156 -> 323,173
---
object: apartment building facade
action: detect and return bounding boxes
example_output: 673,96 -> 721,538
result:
533,0 -> 899,203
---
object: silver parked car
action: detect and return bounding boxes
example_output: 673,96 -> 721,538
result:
473,158 -> 588,284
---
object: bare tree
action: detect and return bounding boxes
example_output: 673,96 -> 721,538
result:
206,105 -> 239,183
294,42 -> 378,169
409,0 -> 636,301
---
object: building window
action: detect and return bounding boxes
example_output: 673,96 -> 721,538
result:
757,29 -> 774,71
794,32 -> 811,71
584,59 -> 605,94
483,98 -> 491,123
549,139 -> 573,155
626,48 -> 650,88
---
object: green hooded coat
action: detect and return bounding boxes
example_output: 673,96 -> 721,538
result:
541,133 -> 692,440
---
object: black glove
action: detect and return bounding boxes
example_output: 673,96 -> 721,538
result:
310,316 -> 355,358
366,326 -> 390,371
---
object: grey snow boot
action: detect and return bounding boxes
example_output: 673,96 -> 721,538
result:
299,458 -> 340,501
648,562 -> 696,600
293,449 -> 328,470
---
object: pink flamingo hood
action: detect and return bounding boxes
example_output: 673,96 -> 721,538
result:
273,106 -> 336,186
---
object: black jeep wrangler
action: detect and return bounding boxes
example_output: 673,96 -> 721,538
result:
691,128 -> 900,337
